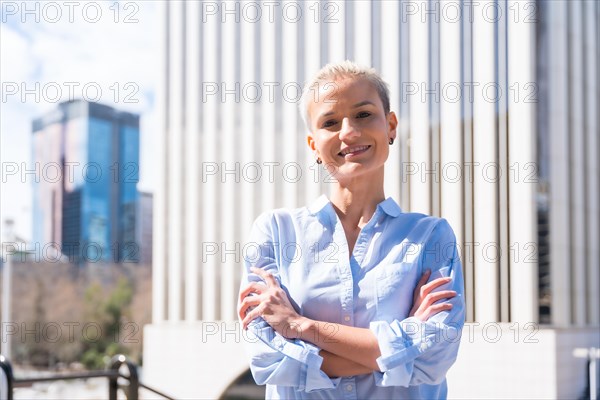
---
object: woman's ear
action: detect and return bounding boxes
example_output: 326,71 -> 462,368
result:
306,134 -> 316,151
387,111 -> 398,141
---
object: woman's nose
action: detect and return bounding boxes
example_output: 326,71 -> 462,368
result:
339,117 -> 360,140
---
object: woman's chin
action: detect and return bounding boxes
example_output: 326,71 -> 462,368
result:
332,166 -> 383,184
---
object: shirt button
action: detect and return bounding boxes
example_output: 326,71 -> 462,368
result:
344,315 -> 351,322
346,384 -> 353,392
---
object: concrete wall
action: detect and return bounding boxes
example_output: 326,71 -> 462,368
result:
143,321 -> 249,399
143,322 -> 599,399
448,325 -> 600,399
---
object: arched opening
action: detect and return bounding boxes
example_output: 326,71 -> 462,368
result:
219,368 -> 265,400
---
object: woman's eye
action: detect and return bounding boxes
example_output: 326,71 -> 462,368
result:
357,111 -> 371,118
322,120 -> 337,128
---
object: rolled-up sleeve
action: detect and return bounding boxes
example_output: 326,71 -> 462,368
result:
241,212 -> 340,392
369,219 -> 466,387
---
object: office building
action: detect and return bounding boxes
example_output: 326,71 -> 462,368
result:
32,100 -> 140,264
144,1 -> 599,398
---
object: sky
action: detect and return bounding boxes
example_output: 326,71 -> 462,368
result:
1,0 -> 159,241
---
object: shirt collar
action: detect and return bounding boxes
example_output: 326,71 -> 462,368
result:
307,195 -> 402,218
307,194 -> 331,215
378,197 -> 402,217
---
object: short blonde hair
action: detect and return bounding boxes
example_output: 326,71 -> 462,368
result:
299,60 -> 391,129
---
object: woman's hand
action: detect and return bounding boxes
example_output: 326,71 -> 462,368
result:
238,267 -> 306,338
409,269 -> 457,321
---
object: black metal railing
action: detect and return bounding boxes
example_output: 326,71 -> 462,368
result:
0,354 -> 174,400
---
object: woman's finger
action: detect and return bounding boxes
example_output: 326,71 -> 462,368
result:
417,269 -> 431,288
239,281 -> 266,302
422,302 -> 453,320
413,269 -> 431,298
414,289 -> 455,316
421,290 -> 457,308
251,267 -> 280,288
420,276 -> 453,296
238,295 -> 262,320
242,304 -> 264,329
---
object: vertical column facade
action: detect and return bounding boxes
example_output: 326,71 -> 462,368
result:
154,0 -> 599,329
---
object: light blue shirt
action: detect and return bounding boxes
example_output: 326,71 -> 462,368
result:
241,195 -> 465,399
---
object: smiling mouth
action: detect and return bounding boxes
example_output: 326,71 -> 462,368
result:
338,145 -> 371,157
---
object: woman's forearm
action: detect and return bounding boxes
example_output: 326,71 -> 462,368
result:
319,350 -> 373,378
298,318 -> 381,371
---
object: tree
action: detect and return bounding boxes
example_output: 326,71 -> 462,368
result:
81,277 -> 133,370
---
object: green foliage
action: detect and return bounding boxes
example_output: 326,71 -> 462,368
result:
81,277 -> 133,370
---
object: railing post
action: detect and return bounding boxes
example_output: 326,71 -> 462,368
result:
108,354 -> 139,400
123,358 -> 139,400
0,354 -> 15,400
108,355 -> 120,400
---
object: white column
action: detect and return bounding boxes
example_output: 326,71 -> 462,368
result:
201,2 -> 219,321
584,0 -> 600,326
327,1 -> 345,64
507,0 -> 537,323
260,2 -> 277,212
496,0 -> 510,322
439,1 -> 464,252
220,13 -> 237,322
304,0 -> 322,203
167,0 -> 184,322
184,0 -> 201,322
461,0 -> 476,322
353,0 -> 371,67
408,0 -> 430,214
399,0 -> 411,211
548,0 -> 571,326
429,1 -> 441,219
152,0 -> 169,324
282,0 -> 300,209
381,0 -> 401,202
240,11 -> 258,237
568,0 -> 587,326
472,0 -> 499,322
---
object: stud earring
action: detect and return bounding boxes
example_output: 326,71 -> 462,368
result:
316,158 -> 322,164
389,138 -> 394,145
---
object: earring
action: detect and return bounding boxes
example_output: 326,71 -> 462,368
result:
316,158 -> 322,165
389,138 -> 394,145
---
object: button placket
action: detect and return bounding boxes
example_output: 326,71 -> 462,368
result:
330,211 -> 354,325
341,377 -> 357,400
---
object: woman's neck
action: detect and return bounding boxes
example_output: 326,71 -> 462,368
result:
329,170 -> 386,229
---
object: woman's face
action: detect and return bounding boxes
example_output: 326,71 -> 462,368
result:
306,76 -> 397,183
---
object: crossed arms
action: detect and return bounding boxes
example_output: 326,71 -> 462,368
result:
239,266 -> 456,378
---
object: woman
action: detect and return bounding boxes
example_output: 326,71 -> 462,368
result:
238,61 -> 465,399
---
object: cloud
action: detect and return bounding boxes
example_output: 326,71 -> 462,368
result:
0,24 -> 35,82
1,1 -> 160,240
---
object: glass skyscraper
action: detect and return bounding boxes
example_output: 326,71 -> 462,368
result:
32,100 -> 140,264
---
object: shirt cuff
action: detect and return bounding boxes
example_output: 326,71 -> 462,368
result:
302,342 -> 342,392
250,319 -> 340,392
369,318 -> 428,387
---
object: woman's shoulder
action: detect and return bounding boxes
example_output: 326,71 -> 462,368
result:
253,206 -> 300,224
251,206 -> 304,232
254,200 -> 323,223
395,210 -> 448,226
392,211 -> 456,243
